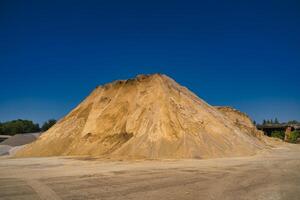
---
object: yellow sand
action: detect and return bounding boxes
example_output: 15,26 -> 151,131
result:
16,74 -> 274,159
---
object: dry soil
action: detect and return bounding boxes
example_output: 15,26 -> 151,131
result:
1,144 -> 300,200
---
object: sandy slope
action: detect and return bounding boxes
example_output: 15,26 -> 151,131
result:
17,74 -> 272,158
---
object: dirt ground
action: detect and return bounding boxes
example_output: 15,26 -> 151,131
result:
0,145 -> 300,200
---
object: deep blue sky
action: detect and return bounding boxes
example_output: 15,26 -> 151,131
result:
0,0 -> 299,124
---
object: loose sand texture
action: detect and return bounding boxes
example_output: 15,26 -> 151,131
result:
16,74 -> 275,159
1,144 -> 300,200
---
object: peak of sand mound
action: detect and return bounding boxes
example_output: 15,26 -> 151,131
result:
16,74 -> 269,159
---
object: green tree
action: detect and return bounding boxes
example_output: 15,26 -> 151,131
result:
41,119 -> 57,132
262,119 -> 266,125
0,122 -> 3,134
288,131 -> 300,143
0,119 -> 40,135
271,130 -> 285,140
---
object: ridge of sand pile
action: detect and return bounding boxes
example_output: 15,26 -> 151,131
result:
16,74 -> 271,159
215,106 -> 264,138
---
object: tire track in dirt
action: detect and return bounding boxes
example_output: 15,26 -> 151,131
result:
26,179 -> 61,200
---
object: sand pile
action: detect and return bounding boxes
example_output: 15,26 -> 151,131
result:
215,106 -> 264,138
0,145 -> 12,156
0,133 -> 40,156
16,74 -> 270,159
1,133 -> 39,147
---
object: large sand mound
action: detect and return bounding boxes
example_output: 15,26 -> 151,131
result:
16,74 -> 271,159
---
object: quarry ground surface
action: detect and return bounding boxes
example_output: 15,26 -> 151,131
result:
0,145 -> 300,200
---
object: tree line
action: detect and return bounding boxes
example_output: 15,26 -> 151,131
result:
0,119 -> 56,135
262,118 -> 280,125
255,118 -> 299,125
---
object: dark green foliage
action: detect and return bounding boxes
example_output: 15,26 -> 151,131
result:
271,130 -> 285,140
0,122 -> 3,134
0,119 -> 40,135
41,119 -> 57,132
288,131 -> 300,143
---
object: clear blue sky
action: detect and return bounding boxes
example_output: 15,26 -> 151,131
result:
0,0 -> 299,124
